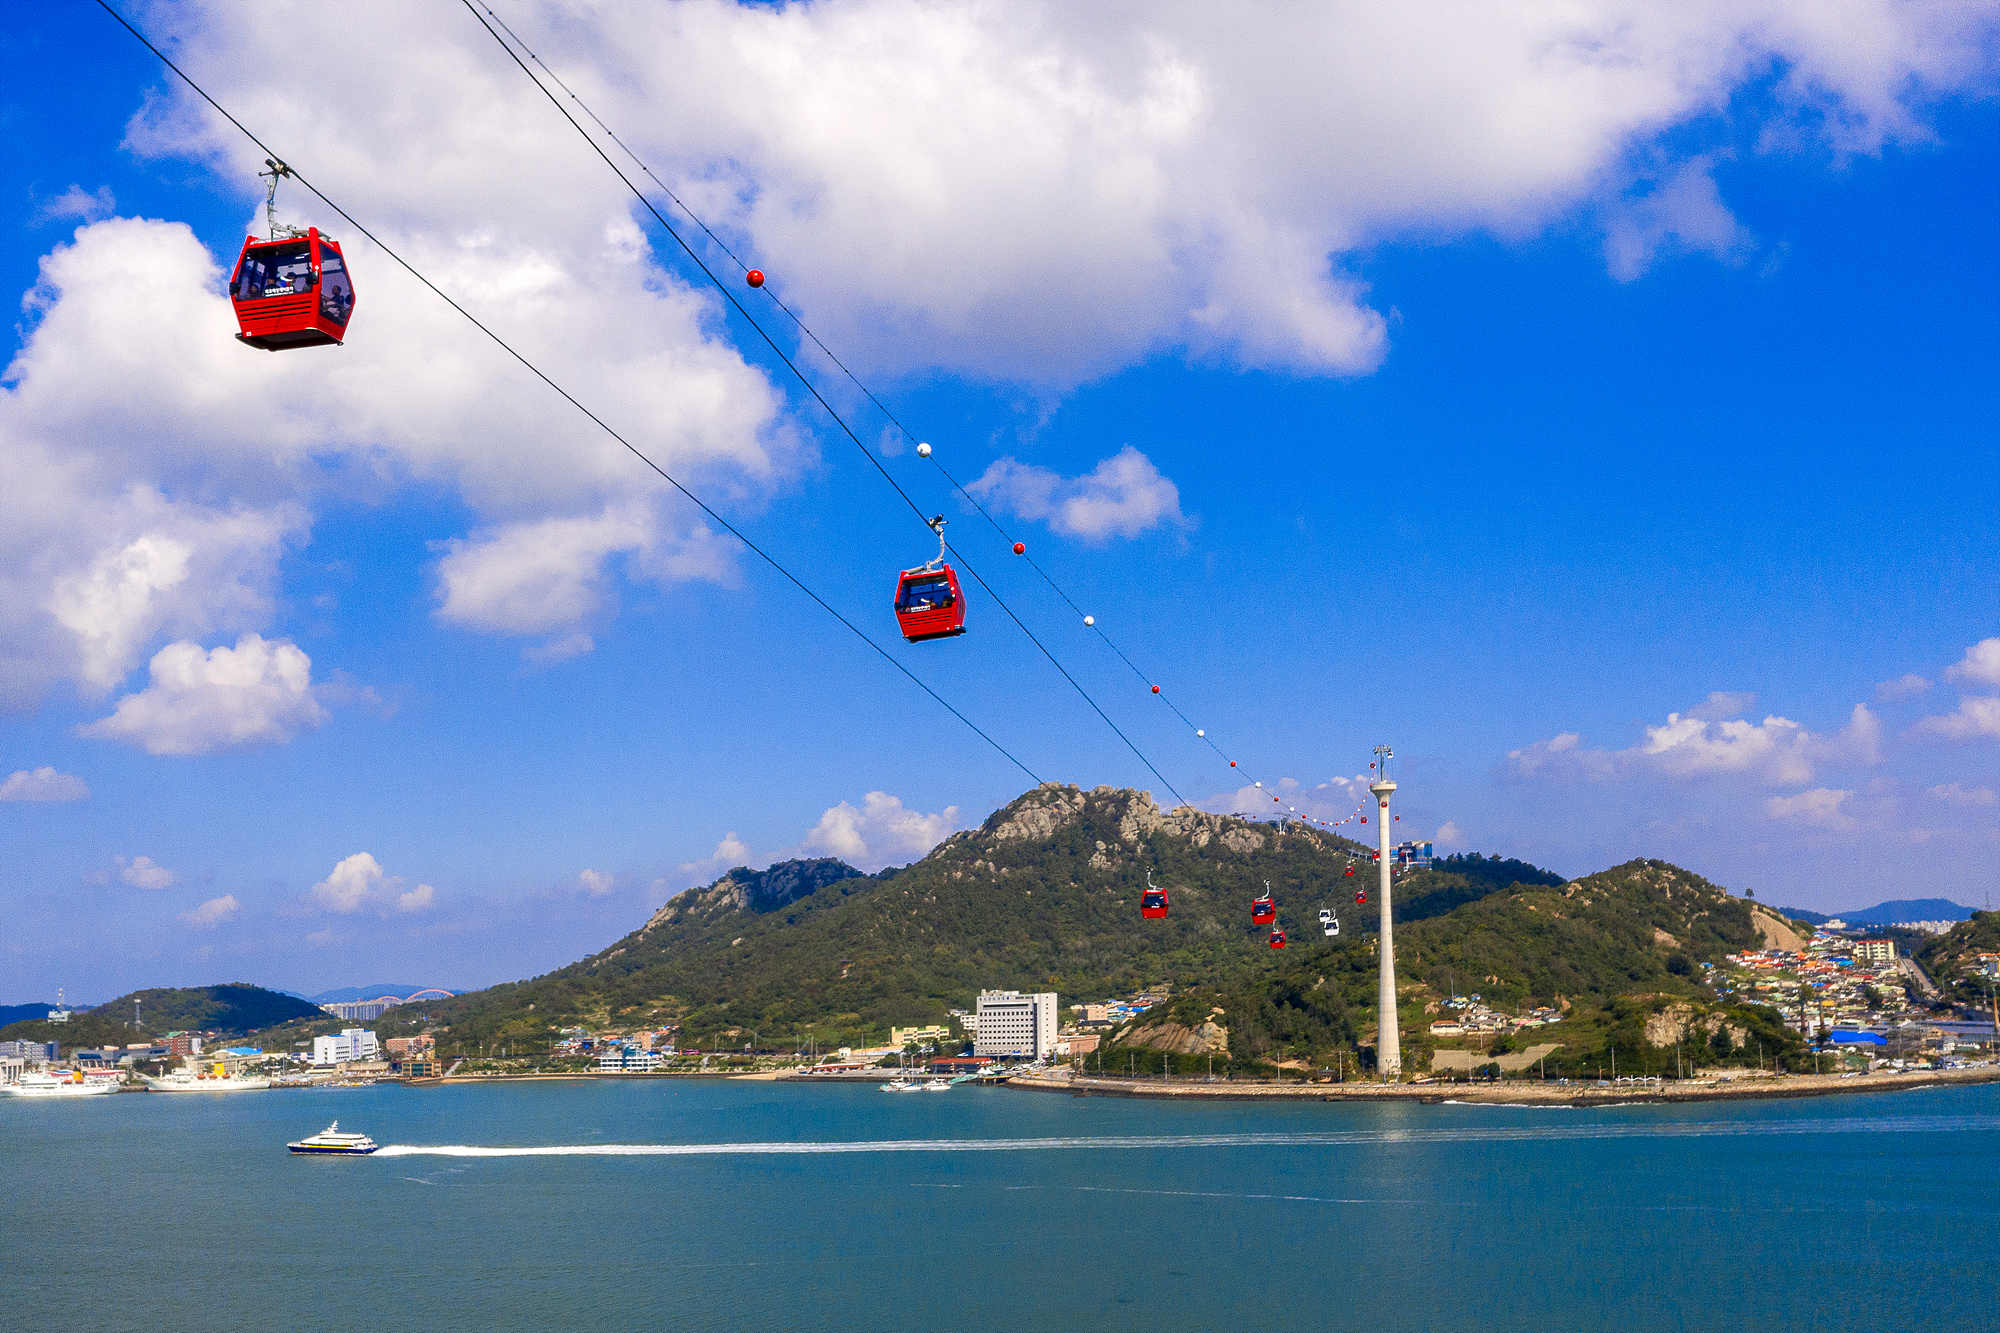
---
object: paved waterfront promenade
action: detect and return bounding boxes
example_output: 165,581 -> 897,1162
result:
1010,1064 -> 2000,1106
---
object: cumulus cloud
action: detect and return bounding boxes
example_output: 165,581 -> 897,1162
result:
179,894 -> 239,928
1916,696 -> 2000,741
1943,637 -> 2000,687
576,869 -> 615,897
32,185 -> 118,226
970,446 -> 1185,542
796,792 -> 959,872
1764,787 -> 1858,831
116,855 -> 178,891
3,3 -> 1993,708
1509,701 -> 1881,785
1930,782 -> 1997,807
0,767 -> 89,803
1875,673 -> 1931,702
310,852 -> 435,915
1686,690 -> 1758,722
677,832 -> 753,886
78,634 -> 326,755
1602,156 -> 1753,280
1434,821 -> 1466,848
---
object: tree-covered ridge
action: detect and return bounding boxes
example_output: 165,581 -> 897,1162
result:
1098,856 -> 1805,1078
1917,911 -> 2000,1004
425,784 -> 1403,1049
1432,853 -> 1565,889
90,984 -> 323,1036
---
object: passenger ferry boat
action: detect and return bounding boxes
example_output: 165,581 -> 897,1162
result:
0,1070 -> 115,1098
143,1060 -> 271,1092
287,1121 -> 378,1155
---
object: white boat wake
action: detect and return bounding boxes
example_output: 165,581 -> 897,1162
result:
373,1113 -> 2000,1158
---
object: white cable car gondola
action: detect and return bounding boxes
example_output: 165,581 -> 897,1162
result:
1320,906 -> 1338,937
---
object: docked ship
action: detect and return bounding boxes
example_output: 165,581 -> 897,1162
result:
0,1070 -> 116,1098
143,1060 -> 271,1093
286,1121 -> 378,1155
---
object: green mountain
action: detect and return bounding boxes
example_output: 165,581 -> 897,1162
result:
91,984 -> 321,1036
0,1011 -> 144,1048
422,785 -> 1540,1051
428,785 -> 1389,1046
1105,856 -> 1811,1076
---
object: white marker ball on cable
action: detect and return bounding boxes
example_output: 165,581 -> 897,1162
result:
1083,615 -> 1094,626
1196,729 -> 1205,737
916,442 -> 931,457
1254,781 -> 1262,788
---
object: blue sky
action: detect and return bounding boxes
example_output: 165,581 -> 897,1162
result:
3,2 -> 1996,1004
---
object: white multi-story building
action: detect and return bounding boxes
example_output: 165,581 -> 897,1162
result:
1852,939 -> 1895,963
598,1045 -> 662,1073
310,1028 -> 380,1066
973,990 -> 1057,1061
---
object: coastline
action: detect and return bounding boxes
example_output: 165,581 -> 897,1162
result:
1008,1064 -> 2000,1106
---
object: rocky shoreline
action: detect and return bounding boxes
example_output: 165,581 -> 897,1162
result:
1008,1064 -> 2000,1106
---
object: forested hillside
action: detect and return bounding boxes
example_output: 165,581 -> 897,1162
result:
428,785 -> 1390,1046
423,784 -> 1549,1051
1101,857 -> 1807,1077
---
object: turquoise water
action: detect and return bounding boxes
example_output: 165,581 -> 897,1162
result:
5,1079 -> 1995,1331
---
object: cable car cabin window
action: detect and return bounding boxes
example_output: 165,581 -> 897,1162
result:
317,248 -> 354,326
896,577 -> 955,613
233,242 -> 313,301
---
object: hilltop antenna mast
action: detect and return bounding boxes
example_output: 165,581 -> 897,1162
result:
1371,745 -> 1400,1081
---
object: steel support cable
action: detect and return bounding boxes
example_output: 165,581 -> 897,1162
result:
461,0 -> 1188,807
93,0 -> 1040,788
472,3 -> 1281,800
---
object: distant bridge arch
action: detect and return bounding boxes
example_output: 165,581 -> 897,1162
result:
401,989 -> 455,1002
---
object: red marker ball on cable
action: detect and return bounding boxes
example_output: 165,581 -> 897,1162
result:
1151,685 -> 1160,694
746,270 -> 764,288
1013,543 -> 1025,555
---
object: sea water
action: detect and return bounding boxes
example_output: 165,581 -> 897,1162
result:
4,1078 -> 1993,1332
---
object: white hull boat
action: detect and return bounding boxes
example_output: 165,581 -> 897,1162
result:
0,1071 -> 115,1098
144,1061 -> 270,1092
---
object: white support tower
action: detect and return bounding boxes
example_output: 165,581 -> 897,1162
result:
1371,746 -> 1400,1081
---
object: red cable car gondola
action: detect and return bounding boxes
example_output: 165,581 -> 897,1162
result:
1268,927 -> 1287,949
894,516 -> 966,643
1141,869 -> 1169,919
1354,889 -> 1367,904
1251,883 -> 1276,925
229,161 -> 355,351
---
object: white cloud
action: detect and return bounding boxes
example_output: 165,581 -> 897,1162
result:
796,792 -> 959,872
1875,673 -> 1931,702
116,855 -> 177,891
1943,637 -> 2000,687
179,894 -> 239,928
31,185 -> 117,226
310,851 -> 435,915
395,883 -> 436,913
677,833 -> 753,887
970,446 -> 1185,542
577,869 -> 614,898
1434,821 -> 1466,848
1603,156 -> 1753,281
1930,783 -> 1997,808
0,767 -> 89,803
1686,690 -> 1758,722
78,634 -> 325,755
2,3 -> 1992,707
1765,787 -> 1858,831
1509,701 -> 1881,785
1916,696 -> 2000,741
